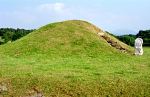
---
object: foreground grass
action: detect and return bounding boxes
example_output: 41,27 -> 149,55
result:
0,47 -> 150,97
0,20 -> 149,96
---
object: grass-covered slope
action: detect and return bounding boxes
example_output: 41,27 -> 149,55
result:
0,20 -> 132,57
0,20 -> 149,97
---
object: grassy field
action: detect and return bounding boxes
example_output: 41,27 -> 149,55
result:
0,20 -> 150,97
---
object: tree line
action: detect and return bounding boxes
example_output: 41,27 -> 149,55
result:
0,28 -> 34,44
117,30 -> 150,46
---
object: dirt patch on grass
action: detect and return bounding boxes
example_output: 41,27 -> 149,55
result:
26,87 -> 44,97
98,32 -> 130,53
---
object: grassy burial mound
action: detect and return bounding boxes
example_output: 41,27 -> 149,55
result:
0,20 -> 133,57
0,20 -> 149,97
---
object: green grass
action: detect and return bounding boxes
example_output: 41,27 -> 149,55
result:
0,20 -> 150,97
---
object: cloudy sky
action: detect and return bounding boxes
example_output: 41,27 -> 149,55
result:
0,0 -> 150,35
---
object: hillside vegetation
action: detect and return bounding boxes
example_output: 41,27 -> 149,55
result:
0,20 -> 149,97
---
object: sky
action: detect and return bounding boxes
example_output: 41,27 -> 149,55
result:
0,0 -> 150,35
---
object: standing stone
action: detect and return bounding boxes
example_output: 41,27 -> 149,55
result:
134,38 -> 143,55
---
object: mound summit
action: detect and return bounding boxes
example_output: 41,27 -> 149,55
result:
0,20 -> 133,57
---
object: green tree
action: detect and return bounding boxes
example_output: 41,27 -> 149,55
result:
3,31 -> 14,43
117,34 -> 136,46
136,30 -> 150,46
0,28 -> 34,44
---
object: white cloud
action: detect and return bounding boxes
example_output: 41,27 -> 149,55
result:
38,3 -> 66,13
0,2 -> 71,28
